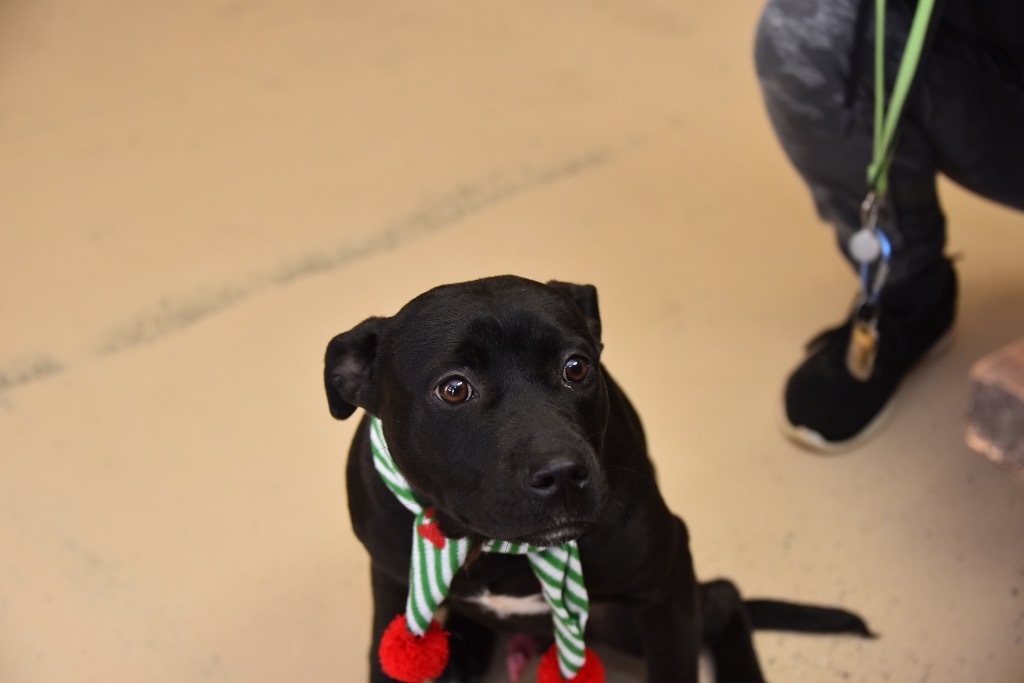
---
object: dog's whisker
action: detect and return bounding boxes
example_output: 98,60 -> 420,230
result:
604,465 -> 650,479
605,495 -> 627,513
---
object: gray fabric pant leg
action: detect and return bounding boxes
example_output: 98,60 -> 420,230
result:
754,0 -> 1024,290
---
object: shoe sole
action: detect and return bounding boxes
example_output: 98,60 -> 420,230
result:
779,331 -> 954,454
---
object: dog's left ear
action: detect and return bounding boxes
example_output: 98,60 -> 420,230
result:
547,280 -> 602,347
324,316 -> 386,420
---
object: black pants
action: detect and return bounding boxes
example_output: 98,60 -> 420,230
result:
754,0 -> 1024,293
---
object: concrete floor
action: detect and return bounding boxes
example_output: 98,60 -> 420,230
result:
2,1 -> 1024,681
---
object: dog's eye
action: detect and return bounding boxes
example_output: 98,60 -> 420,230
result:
562,357 -> 591,383
436,376 -> 474,405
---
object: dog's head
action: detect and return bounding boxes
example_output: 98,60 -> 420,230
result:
325,276 -> 610,545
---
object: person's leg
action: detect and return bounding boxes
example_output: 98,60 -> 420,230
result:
919,22 -> 1024,212
754,0 -> 1024,450
755,0 -> 950,285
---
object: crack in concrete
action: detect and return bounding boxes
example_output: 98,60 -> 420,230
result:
1,149 -> 616,396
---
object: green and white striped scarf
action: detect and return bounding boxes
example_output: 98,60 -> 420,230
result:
369,416 -> 592,680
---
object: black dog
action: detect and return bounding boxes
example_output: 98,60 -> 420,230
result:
325,276 -> 871,683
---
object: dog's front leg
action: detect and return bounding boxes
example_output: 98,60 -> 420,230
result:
368,565 -> 409,683
435,610 -> 496,683
632,581 -> 702,683
627,514 -> 703,683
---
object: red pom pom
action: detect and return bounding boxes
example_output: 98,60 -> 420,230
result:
378,615 -> 449,682
536,644 -> 605,683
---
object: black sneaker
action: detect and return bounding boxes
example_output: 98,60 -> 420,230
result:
781,259 -> 957,452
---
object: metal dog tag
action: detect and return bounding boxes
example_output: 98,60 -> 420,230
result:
846,319 -> 879,381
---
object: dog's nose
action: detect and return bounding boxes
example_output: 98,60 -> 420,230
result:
526,454 -> 591,497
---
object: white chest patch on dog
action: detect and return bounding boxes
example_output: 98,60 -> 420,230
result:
468,590 -> 551,618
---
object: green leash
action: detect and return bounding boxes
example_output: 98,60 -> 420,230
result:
368,417 -> 600,682
866,0 -> 937,198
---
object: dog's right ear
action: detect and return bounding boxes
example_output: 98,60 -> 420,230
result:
547,280 -> 602,347
324,316 -> 386,420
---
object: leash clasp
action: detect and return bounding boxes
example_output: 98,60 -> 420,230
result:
845,191 -> 892,381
